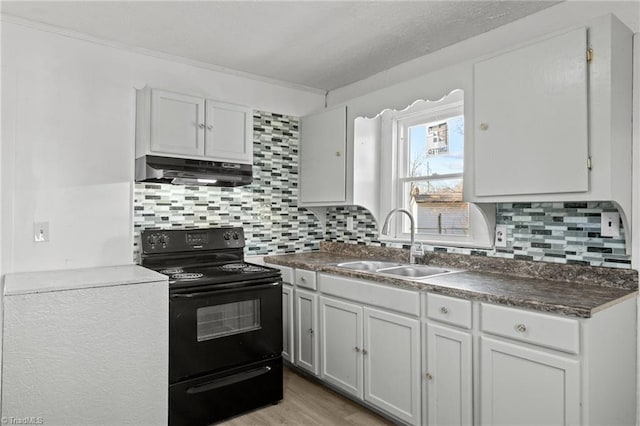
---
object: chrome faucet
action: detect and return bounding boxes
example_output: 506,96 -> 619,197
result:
380,208 -> 421,263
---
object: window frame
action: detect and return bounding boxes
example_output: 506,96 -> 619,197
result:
379,90 -> 493,248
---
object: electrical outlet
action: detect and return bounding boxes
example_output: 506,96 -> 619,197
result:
601,212 -> 620,237
34,222 -> 49,242
346,217 -> 354,231
494,225 -> 507,248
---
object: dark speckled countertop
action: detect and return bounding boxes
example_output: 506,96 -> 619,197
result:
264,251 -> 637,318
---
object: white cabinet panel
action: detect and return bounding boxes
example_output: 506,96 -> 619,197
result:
474,27 -> 589,196
320,296 -> 363,398
364,307 -> 421,425
205,99 -> 253,163
282,284 -> 294,362
425,322 -> 472,426
299,105 -> 347,204
480,336 -> 580,426
151,89 -> 204,156
295,288 -> 319,375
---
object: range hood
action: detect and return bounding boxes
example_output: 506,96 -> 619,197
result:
135,155 -> 252,187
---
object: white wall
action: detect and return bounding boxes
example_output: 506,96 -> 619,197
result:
0,19 -> 324,274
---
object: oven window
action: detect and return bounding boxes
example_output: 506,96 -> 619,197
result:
196,300 -> 261,341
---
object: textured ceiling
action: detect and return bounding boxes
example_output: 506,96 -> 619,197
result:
1,1 -> 559,91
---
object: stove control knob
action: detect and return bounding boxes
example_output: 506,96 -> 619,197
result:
223,232 -> 231,241
232,231 -> 240,240
158,234 -> 169,246
147,235 -> 156,246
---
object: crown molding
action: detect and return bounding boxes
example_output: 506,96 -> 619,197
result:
0,13 -> 327,96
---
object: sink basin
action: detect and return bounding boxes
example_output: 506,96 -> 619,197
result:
377,265 -> 451,279
336,260 -> 405,272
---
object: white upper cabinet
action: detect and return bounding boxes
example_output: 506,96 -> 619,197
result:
136,87 -> 253,164
299,105 -> 347,205
468,15 -> 633,229
474,27 -> 589,197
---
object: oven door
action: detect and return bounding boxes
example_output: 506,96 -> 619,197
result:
169,279 -> 282,383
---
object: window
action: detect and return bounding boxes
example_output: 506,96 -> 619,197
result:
397,104 -> 468,236
377,89 -> 493,248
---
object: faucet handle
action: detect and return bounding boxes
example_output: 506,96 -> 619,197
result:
411,242 -> 424,256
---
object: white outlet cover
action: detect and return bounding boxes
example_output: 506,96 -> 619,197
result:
495,224 -> 508,248
601,212 -> 620,238
34,221 -> 49,242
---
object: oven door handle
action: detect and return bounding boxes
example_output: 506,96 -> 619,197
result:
186,366 -> 272,394
170,282 -> 279,299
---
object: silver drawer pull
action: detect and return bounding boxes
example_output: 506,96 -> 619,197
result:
299,277 -> 306,282
515,324 -> 527,333
355,347 -> 360,352
362,349 -> 368,355
308,328 -> 314,334
440,306 -> 449,315
426,373 -> 433,380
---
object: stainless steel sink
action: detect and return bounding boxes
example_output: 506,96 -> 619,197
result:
377,265 -> 451,279
335,260 -> 405,272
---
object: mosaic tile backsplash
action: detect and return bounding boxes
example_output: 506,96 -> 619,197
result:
134,111 -> 630,270
325,202 -> 631,269
133,111 -> 323,261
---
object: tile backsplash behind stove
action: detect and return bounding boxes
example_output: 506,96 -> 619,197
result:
133,111 -> 323,261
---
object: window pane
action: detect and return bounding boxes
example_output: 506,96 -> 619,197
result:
197,300 -> 261,341
404,180 -> 469,236
408,116 -> 464,177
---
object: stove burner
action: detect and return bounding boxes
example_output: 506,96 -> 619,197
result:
220,263 -> 267,273
172,272 -> 204,281
161,268 -> 184,275
220,264 -> 246,271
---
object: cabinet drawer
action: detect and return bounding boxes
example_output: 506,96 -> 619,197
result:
481,304 -> 580,354
294,269 -> 317,290
426,293 -> 472,329
318,273 -> 419,316
270,265 -> 293,284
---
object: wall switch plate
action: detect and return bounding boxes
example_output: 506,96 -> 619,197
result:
346,217 -> 354,231
495,225 -> 507,248
34,222 -> 49,242
601,212 -> 620,237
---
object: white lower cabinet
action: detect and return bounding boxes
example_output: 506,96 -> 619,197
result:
295,288 -> 319,375
282,283 -> 294,362
480,336 -> 580,426
424,322 -> 473,426
364,307 -> 421,425
320,296 -> 364,398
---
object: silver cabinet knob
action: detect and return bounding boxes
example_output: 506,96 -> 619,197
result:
206,124 -> 213,130
440,307 -> 449,315
515,324 -> 527,333
299,276 -> 306,282
426,373 -> 433,380
336,151 -> 341,157
479,123 -> 489,130
308,328 -> 314,334
198,123 -> 205,129
355,347 -> 360,352
362,349 -> 368,355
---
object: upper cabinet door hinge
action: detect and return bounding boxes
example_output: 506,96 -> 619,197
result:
587,157 -> 592,170
587,48 -> 594,63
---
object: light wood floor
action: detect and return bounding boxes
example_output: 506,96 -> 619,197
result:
220,367 -> 393,426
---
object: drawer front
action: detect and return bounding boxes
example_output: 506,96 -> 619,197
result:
481,303 -> 580,354
427,293 -> 472,329
270,265 -> 293,284
294,269 -> 317,290
318,273 -> 419,316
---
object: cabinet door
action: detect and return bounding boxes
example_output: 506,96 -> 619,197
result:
150,89 -> 204,156
364,307 -> 421,425
480,336 -> 580,426
282,284 -> 294,362
205,100 -> 253,163
295,289 -> 319,375
474,27 -> 588,196
425,322 -> 472,426
320,296 -> 363,399
299,106 -> 347,204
